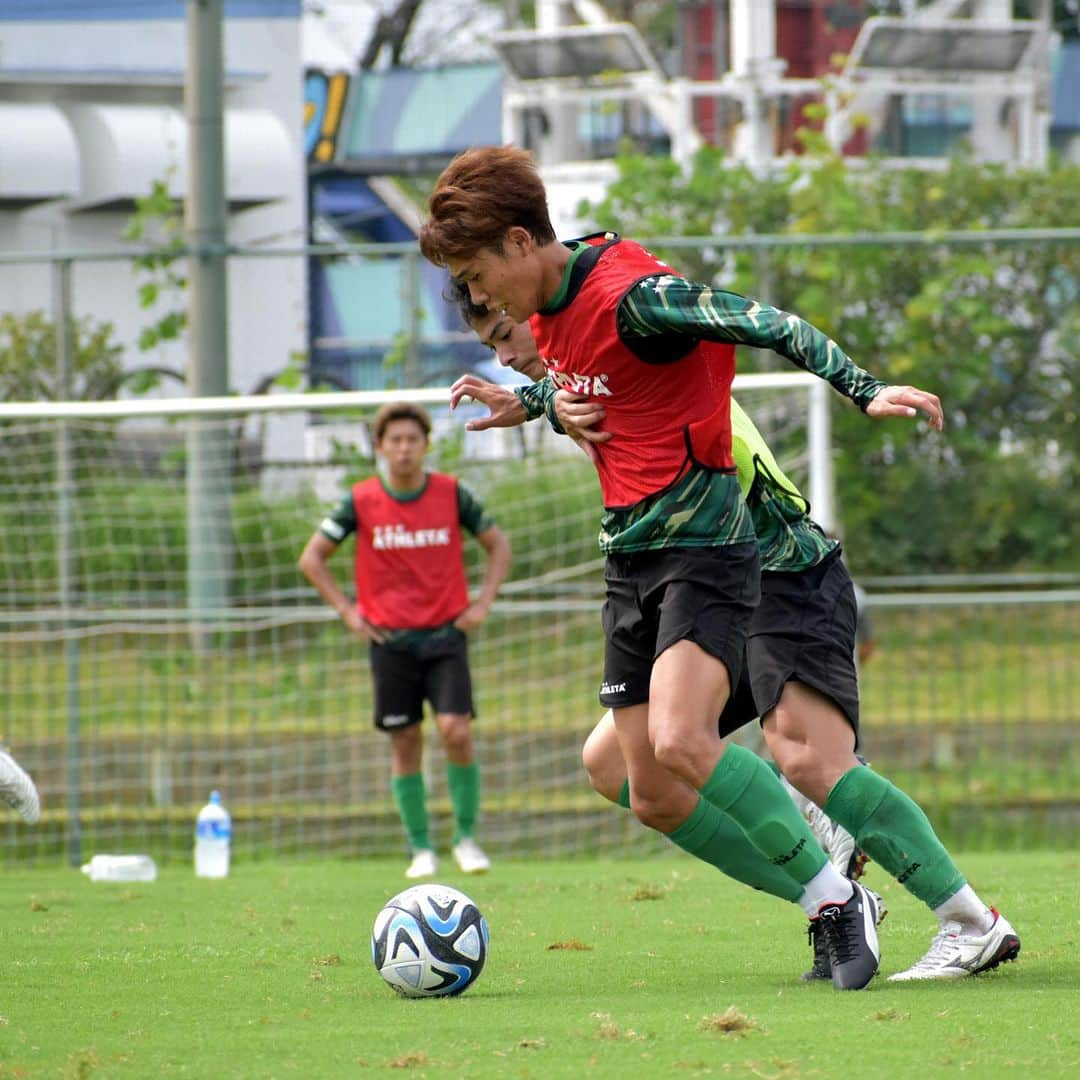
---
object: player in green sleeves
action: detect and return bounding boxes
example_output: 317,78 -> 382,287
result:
421,148 -> 923,990
298,402 -> 511,880
444,242 -> 1016,983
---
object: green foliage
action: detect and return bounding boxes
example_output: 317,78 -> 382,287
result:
582,147 -> 1080,573
0,451 -> 600,603
0,310 -> 125,402
0,312 -> 129,502
124,178 -> 188,352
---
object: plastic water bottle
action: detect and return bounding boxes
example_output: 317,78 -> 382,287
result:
195,790 -> 231,878
81,854 -> 157,882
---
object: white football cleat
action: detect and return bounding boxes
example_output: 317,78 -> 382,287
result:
404,849 -> 438,879
0,749 -> 40,824
888,909 -> 1020,981
452,837 -> 491,874
783,776 -> 868,880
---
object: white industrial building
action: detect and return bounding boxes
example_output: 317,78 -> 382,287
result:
0,0 -> 306,398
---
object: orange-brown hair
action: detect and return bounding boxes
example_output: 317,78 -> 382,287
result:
419,146 -> 557,266
373,402 -> 432,443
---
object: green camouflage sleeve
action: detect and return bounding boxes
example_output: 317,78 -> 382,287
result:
618,275 -> 887,410
514,377 -> 567,434
317,492 -> 357,544
456,480 -> 495,536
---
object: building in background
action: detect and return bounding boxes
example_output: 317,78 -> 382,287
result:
304,62 -> 502,392
0,0 -> 306,399
2,1 -> 1075,399
302,0 -> 1076,392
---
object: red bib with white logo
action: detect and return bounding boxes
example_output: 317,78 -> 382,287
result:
530,238 -> 736,509
352,473 -> 468,629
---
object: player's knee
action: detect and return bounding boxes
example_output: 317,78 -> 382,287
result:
627,789 -> 680,832
583,758 -> 622,804
438,716 -> 472,757
581,733 -> 624,804
650,731 -> 704,786
773,741 -> 825,798
389,727 -> 423,773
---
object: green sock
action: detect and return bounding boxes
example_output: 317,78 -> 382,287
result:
391,772 -> 430,852
824,766 -> 966,910
447,761 -> 480,844
618,780 -> 800,901
700,744 -> 828,886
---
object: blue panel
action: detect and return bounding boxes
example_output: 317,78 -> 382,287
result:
311,176 -> 415,244
340,64 -> 502,165
0,1 -> 299,20
1051,42 -> 1080,131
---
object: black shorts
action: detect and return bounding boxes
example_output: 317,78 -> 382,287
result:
746,547 -> 860,739
716,667 -> 760,739
599,543 -> 760,710
369,630 -> 474,732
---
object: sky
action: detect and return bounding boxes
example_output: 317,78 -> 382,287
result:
302,0 -> 507,71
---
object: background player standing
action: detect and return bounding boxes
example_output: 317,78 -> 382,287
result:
298,402 -> 510,879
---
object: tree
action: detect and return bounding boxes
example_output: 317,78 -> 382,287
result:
360,0 -> 426,68
0,311 -> 125,402
582,143 -> 1080,572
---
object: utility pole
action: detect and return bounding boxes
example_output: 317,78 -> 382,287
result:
186,0 -> 233,650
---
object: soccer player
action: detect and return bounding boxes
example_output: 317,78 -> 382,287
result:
298,402 -> 511,879
0,747 -> 40,824
419,146 -> 963,991
451,295 -> 1019,983
422,149 -> 908,990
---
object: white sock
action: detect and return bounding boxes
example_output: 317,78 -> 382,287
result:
934,885 -> 994,934
798,862 -> 855,918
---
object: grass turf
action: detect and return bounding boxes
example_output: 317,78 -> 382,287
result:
2,852 -> 1076,1078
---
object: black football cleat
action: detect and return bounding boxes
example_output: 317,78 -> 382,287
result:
815,881 -> 881,990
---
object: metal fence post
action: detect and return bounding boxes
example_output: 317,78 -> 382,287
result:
186,0 -> 233,652
402,250 -> 422,388
52,257 -> 82,867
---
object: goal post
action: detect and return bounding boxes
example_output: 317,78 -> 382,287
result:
0,372 -> 824,866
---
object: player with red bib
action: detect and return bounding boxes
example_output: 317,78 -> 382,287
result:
299,402 -> 510,879
421,146 -> 945,990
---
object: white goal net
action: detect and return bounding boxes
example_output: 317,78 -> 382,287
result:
0,375 -> 821,866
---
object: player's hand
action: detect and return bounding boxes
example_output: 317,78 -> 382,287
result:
453,600 -> 491,633
866,385 -> 944,431
449,373 -> 527,431
342,607 -> 386,644
554,390 -> 611,463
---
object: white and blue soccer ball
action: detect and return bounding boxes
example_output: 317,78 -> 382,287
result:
371,883 -> 489,998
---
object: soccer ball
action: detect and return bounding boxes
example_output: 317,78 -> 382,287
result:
371,882 -> 489,998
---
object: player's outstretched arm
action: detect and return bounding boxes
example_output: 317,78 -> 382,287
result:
618,276 -> 944,429
450,373 -> 528,431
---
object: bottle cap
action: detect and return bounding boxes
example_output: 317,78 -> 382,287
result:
210,790 -> 221,804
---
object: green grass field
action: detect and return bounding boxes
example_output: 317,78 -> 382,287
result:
2,852 -> 1076,1078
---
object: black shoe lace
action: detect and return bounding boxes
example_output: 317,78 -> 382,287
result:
807,919 -> 830,974
820,903 -> 861,966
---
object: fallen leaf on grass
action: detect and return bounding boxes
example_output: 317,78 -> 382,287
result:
699,1006 -> 763,1036
389,1051 -> 430,1068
